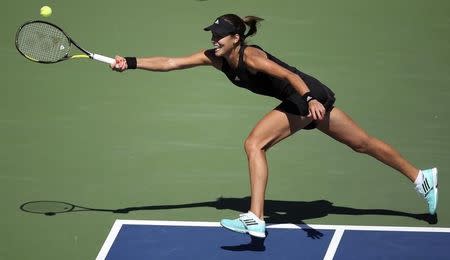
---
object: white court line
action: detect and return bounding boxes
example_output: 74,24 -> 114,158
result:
96,221 -> 125,260
96,219 -> 450,260
323,228 -> 345,260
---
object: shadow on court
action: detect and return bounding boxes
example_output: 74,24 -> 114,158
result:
20,196 -> 438,226
220,235 -> 267,252
20,197 -> 438,252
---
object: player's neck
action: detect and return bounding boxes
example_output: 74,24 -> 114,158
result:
225,45 -> 241,69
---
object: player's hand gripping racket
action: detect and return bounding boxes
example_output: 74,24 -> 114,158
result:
15,20 -> 115,65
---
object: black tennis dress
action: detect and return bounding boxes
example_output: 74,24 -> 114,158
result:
220,45 -> 335,129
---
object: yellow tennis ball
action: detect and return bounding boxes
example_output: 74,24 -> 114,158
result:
40,6 -> 52,18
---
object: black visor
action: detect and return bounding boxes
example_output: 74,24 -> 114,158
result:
203,17 -> 236,38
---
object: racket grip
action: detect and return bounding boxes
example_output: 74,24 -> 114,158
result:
92,53 -> 116,64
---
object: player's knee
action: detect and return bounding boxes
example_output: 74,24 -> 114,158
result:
244,136 -> 264,155
350,137 -> 371,154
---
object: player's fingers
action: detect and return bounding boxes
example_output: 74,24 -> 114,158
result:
114,60 -> 121,69
314,110 -> 319,120
317,110 -> 323,120
309,108 -> 316,120
310,101 -> 326,121
115,55 -> 125,62
110,60 -> 117,69
114,56 -> 125,68
318,105 -> 326,120
318,107 -> 325,120
313,108 -> 321,121
112,56 -> 121,70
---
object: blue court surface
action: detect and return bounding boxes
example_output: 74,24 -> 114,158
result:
97,220 -> 450,260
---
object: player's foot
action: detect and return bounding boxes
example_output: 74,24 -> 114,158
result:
415,168 -> 438,215
220,211 -> 266,238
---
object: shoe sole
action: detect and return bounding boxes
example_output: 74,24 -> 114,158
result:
248,230 -> 266,238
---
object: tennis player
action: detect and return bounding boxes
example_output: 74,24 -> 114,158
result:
112,14 -> 438,238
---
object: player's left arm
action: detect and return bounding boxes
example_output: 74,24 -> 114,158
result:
243,47 -> 325,120
243,47 -> 310,95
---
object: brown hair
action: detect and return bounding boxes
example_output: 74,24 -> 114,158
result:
220,14 -> 264,43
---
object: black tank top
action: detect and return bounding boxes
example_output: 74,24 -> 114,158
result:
221,45 -> 330,101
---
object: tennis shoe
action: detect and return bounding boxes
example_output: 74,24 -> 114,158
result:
220,211 -> 266,238
415,168 -> 438,215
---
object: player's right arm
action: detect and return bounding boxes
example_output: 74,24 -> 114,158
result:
112,49 -> 221,72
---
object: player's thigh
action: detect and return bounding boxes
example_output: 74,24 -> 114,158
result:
316,107 -> 370,149
246,109 -> 313,150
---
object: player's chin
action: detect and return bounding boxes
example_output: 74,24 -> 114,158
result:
214,48 -> 224,57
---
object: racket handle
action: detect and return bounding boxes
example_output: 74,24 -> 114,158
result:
92,53 -> 116,64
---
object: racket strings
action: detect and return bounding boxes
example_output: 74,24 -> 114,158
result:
16,22 -> 70,62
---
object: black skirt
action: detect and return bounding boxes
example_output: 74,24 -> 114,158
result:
275,80 -> 336,130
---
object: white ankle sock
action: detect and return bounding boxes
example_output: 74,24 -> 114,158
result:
414,170 -> 424,186
247,211 -> 265,223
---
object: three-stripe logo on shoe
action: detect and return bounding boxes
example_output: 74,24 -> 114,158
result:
243,219 -> 258,226
422,178 -> 434,196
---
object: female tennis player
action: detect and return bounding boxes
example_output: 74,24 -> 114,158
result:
112,14 -> 438,238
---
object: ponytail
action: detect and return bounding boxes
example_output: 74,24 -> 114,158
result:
243,16 -> 264,39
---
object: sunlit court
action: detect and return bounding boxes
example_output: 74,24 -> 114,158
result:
2,1 -> 449,259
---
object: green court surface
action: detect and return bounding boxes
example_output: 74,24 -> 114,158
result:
1,0 -> 449,259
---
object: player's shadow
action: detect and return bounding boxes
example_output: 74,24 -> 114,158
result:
19,197 -> 437,225
20,196 -> 437,252
20,197 -> 437,252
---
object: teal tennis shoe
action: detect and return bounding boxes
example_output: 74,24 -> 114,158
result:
220,212 -> 266,238
415,168 -> 438,215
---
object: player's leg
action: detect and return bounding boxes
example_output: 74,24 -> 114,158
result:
316,107 -> 438,214
244,109 -> 312,219
316,107 -> 419,181
221,109 -> 312,237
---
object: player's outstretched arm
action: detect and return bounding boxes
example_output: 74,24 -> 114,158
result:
111,50 -> 218,72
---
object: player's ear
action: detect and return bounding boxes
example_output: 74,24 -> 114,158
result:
232,34 -> 240,44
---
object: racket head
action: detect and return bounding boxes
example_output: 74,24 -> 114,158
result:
15,21 -> 72,63
20,201 -> 75,215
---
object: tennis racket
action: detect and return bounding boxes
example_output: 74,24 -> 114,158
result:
15,20 -> 115,65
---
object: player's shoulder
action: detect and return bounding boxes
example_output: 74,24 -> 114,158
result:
242,45 -> 269,69
243,45 -> 267,58
202,48 -> 222,69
